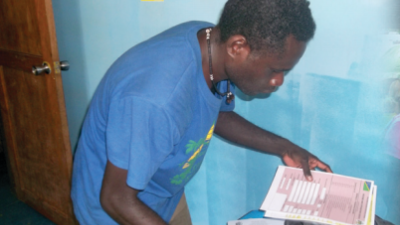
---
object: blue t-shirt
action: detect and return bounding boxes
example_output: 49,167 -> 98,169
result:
71,21 -> 236,224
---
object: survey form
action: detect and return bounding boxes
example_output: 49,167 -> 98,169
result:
260,166 -> 374,225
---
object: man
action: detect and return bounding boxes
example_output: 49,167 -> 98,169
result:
71,0 -> 332,224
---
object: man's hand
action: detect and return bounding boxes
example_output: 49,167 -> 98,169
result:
215,111 -> 332,181
281,146 -> 332,181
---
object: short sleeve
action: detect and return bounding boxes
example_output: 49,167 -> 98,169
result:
218,81 -> 236,112
106,97 -> 177,190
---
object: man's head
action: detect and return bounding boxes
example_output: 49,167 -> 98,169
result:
215,0 -> 315,95
217,0 -> 315,55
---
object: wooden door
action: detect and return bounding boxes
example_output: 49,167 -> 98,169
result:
0,0 -> 76,224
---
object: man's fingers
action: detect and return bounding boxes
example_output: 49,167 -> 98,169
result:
301,159 -> 313,181
316,160 -> 333,173
309,157 -> 333,173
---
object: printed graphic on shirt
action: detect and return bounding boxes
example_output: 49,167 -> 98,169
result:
170,123 -> 215,185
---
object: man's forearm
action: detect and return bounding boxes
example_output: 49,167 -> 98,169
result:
102,195 -> 167,225
214,111 -> 332,179
100,160 -> 168,225
214,111 -> 294,156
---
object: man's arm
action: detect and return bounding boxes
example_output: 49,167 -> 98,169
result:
100,160 -> 167,225
214,111 -> 332,180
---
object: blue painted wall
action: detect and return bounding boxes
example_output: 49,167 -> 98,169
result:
53,0 -> 400,224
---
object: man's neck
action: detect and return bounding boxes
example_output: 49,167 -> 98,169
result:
197,27 -> 227,91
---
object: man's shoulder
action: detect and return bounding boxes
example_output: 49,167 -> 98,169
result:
165,21 -> 214,34
98,21 -> 214,110
141,21 -> 213,55
112,21 -> 213,67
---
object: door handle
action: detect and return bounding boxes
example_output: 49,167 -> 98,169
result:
59,61 -> 69,71
32,62 -> 51,75
32,60 -> 69,75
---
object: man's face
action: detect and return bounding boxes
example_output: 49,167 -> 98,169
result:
226,35 -> 307,96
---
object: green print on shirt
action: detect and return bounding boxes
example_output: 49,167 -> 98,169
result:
170,123 -> 215,185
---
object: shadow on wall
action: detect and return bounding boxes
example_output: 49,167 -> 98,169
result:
52,0 -> 90,153
299,73 -> 361,154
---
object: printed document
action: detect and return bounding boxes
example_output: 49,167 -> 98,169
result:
260,166 -> 375,225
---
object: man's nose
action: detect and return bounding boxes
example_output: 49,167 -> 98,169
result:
270,72 -> 284,87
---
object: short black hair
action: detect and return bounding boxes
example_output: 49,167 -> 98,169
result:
217,0 -> 316,54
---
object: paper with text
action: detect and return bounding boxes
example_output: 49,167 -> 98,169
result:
260,166 -> 374,225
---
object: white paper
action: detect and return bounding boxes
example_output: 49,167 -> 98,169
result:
260,166 -> 375,225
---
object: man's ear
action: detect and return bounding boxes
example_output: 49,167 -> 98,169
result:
226,35 -> 251,61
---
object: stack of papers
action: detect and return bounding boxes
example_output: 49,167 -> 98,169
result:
260,166 -> 376,225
